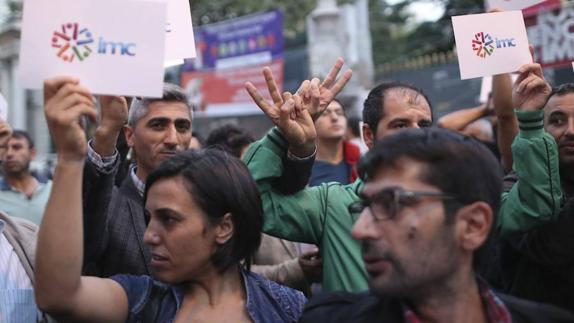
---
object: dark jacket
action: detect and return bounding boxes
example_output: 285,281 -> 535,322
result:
82,156 -> 151,277
499,195 -> 574,313
299,291 -> 574,323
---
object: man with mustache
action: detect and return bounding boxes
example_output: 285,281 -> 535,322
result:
495,64 -> 574,312
80,83 -> 193,277
299,127 -> 573,323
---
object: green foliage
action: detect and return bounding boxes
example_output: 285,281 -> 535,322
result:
383,0 -> 484,64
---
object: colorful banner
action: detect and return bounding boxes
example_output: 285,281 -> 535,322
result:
181,10 -> 284,116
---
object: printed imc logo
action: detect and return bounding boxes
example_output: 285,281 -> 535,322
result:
472,32 -> 517,59
52,23 -> 94,62
52,22 -> 137,63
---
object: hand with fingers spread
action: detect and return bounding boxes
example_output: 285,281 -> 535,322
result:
245,68 -> 319,158
94,95 -> 128,156
44,77 -> 97,163
513,63 -> 552,112
301,58 -> 353,121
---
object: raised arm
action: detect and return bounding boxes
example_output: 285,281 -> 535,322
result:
82,95 -> 128,272
497,63 -> 563,237
436,103 -> 489,131
242,60 -> 354,243
492,73 -> 518,172
35,77 -> 128,322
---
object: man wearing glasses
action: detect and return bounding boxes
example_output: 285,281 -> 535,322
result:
299,128 -> 573,322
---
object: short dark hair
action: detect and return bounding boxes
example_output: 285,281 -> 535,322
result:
144,149 -> 262,271
358,128 -> 502,223
11,130 -> 34,149
549,83 -> 574,100
206,124 -> 255,158
362,82 -> 433,135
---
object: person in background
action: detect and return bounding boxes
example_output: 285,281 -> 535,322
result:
309,99 -> 360,187
0,130 -> 52,225
345,115 -> 368,155
81,83 -> 193,278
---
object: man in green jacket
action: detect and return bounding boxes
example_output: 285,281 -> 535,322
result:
496,64 -> 574,312
497,63 -> 566,236
243,59 -> 433,292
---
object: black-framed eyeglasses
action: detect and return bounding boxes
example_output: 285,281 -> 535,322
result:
348,186 -> 455,221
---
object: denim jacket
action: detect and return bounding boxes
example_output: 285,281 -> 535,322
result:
111,268 -> 306,322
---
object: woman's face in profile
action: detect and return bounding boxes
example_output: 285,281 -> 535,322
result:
143,176 -> 218,283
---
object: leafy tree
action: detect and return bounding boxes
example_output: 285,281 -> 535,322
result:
399,0 -> 484,61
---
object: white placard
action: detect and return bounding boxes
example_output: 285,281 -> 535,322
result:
162,0 -> 196,61
0,93 -> 7,121
18,0 -> 167,97
452,11 -> 532,80
479,74 -> 519,103
486,0 -> 545,11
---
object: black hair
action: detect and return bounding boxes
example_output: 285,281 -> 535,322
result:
11,130 -> 34,149
362,82 -> 433,135
206,124 -> 255,158
144,149 -> 262,271
358,128 -> 502,223
549,83 -> 574,99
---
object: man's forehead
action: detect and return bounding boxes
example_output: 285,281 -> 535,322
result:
363,159 -> 427,194
9,137 -> 28,145
382,89 -> 431,118
144,101 -> 191,119
384,88 -> 428,107
545,93 -> 574,115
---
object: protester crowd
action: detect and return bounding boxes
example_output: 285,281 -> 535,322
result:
0,35 -> 573,322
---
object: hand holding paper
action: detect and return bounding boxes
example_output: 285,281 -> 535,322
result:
20,0 -> 167,97
452,11 -> 532,80
512,63 -> 552,112
44,77 -> 97,162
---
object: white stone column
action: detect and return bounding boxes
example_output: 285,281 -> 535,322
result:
307,0 -> 344,78
9,56 -> 26,130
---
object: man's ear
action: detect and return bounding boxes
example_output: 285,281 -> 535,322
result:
123,126 -> 134,148
362,123 -> 375,150
215,213 -> 234,245
454,201 -> 493,252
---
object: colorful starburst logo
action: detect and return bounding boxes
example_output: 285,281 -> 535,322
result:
471,32 -> 495,58
51,23 -> 94,63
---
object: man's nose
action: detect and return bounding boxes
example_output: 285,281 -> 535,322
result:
351,209 -> 380,241
163,124 -> 178,145
566,117 -> 574,136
